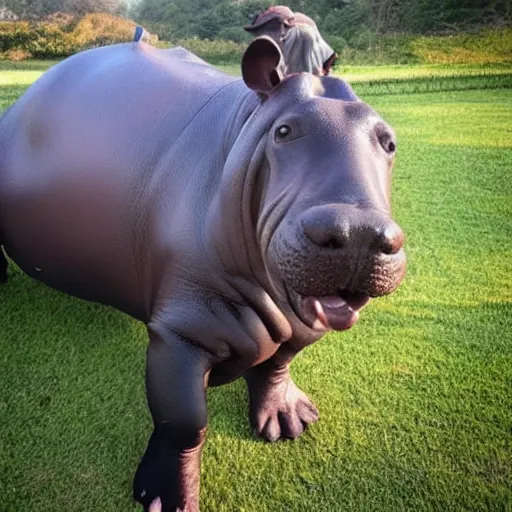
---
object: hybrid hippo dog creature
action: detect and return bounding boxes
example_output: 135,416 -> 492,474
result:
245,5 -> 337,75
0,36 -> 406,511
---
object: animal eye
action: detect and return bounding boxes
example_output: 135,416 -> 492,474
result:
275,124 -> 291,141
375,124 -> 396,154
382,138 -> 396,153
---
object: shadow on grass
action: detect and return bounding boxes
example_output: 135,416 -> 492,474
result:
0,262 -> 257,433
0,264 -> 258,509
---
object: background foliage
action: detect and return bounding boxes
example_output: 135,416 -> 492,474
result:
134,0 -> 511,43
0,12 -> 138,59
1,13 -> 511,64
1,0 -> 131,18
2,0 -> 511,50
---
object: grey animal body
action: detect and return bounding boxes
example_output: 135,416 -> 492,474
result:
0,37 -> 406,511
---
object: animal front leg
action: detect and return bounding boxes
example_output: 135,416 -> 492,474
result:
134,322 -> 213,512
244,345 -> 318,442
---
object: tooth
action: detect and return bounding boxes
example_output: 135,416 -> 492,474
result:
314,299 -> 324,315
313,299 -> 330,329
320,296 -> 346,309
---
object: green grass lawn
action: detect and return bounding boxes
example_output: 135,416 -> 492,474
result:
0,61 -> 511,511
2,59 -> 510,100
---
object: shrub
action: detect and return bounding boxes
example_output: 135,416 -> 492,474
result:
71,13 -> 135,48
0,21 -> 35,53
0,13 -> 137,59
156,37 -> 246,65
25,23 -> 77,58
216,26 -> 250,44
325,35 -> 348,53
2,48 -> 32,61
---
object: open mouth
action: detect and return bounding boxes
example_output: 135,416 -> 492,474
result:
288,288 -> 370,332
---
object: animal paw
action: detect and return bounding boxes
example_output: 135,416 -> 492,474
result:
133,458 -> 165,512
134,470 -> 184,512
133,430 -> 202,512
249,377 -> 319,442
134,458 -> 189,512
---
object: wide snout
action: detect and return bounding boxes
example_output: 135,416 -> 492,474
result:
274,203 -> 406,300
272,203 -> 406,332
301,204 -> 404,257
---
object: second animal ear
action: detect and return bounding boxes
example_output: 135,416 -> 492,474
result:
241,36 -> 285,94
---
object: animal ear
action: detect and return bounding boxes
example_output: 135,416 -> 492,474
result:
244,6 -> 295,32
242,36 -> 284,94
323,52 -> 337,75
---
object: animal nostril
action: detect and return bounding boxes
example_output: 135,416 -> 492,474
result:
380,238 -> 395,255
377,224 -> 404,255
325,237 -> 344,249
375,123 -> 396,154
302,218 -> 348,250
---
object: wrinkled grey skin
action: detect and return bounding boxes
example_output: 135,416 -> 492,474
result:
245,5 -> 337,75
0,37 -> 406,511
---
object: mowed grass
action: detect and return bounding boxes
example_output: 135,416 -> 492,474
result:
0,62 -> 511,512
3,58 -> 511,87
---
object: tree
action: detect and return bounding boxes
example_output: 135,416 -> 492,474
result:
64,0 -> 128,15
134,0 -> 512,40
1,0 -> 128,18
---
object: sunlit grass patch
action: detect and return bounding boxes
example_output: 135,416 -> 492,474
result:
336,63 -> 512,82
411,28 -> 512,64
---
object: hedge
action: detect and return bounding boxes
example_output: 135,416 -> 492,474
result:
0,13 -> 138,59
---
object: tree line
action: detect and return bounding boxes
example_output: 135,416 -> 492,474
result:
3,0 -> 511,41
137,0 -> 511,41
1,0 -> 133,18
